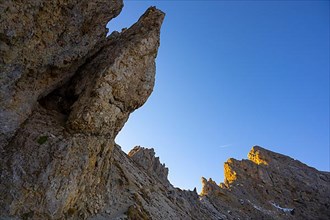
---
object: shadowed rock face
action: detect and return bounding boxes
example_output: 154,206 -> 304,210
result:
0,0 -> 123,149
0,1 -> 165,218
1,1 -> 329,220
128,146 -> 170,186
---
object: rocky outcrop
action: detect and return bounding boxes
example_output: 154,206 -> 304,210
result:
1,1 -> 329,220
66,7 -> 164,137
128,146 -> 170,186
93,145 -> 330,220
0,0 -> 166,218
0,0 -> 123,149
101,145 -> 215,220
201,146 -> 330,220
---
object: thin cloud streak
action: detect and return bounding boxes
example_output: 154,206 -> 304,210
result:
218,144 -> 232,149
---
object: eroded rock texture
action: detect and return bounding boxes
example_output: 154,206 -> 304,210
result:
0,0 -> 123,149
0,0 -> 166,218
201,146 -> 330,220
128,146 -> 170,186
1,1 -> 329,220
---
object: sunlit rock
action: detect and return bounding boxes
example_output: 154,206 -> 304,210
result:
1,1 -> 329,219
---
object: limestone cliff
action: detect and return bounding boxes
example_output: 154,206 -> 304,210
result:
1,1 -> 329,219
201,146 -> 330,220
1,0 -> 166,218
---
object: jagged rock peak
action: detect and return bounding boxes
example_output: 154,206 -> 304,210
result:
66,6 -> 165,136
248,145 -> 271,165
248,145 -> 300,166
128,146 -> 170,186
201,146 -> 330,220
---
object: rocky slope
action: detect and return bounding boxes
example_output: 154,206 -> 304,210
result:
1,1 -> 329,219
200,146 -> 330,220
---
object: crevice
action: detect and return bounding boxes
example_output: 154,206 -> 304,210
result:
38,40 -> 110,116
38,81 -> 78,116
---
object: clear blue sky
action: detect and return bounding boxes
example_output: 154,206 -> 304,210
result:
108,0 -> 329,191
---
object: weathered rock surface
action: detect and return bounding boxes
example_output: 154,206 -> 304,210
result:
99,144 -> 215,220
0,0 -> 123,149
0,0 -> 166,218
1,1 -> 329,220
128,146 -> 170,186
201,146 -> 330,220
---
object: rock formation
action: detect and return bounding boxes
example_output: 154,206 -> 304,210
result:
128,146 -> 170,186
200,146 -> 330,220
0,0 -> 124,149
1,0 -> 166,218
1,1 -> 329,219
